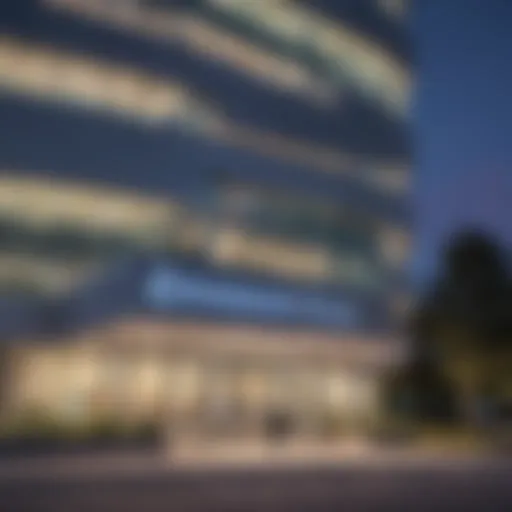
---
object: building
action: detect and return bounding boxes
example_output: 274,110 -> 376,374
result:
0,0 -> 412,455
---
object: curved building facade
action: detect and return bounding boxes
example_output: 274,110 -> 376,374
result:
0,0 -> 411,455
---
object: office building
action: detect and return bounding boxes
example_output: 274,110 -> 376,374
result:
0,0 -> 412,455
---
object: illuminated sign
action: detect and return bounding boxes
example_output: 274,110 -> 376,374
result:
143,266 -> 361,326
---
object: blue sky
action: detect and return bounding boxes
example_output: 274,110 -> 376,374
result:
414,0 -> 512,281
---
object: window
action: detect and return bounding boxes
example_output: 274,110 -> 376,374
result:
0,176 -> 184,293
0,176 -> 177,243
219,183 -> 340,242
171,206 -> 213,255
56,54 -> 109,106
378,225 -> 410,268
170,360 -> 202,414
0,36 -> 214,125
210,227 -> 332,281
0,214 -> 152,263
331,253 -> 379,289
206,0 -> 409,116
213,124 -> 360,180
363,165 -> 410,195
16,349 -> 98,422
0,251 -> 100,295
44,0 -> 335,104
203,182 -> 384,288
16,351 -> 66,411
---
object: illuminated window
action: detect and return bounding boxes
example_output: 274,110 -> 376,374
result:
140,79 -> 186,119
239,370 -> 267,407
330,250 -> 380,290
0,252 -> 100,295
206,0 -> 410,115
379,225 -> 410,267
44,0 -> 336,104
16,351 -> 66,411
363,165 -> 410,194
0,175 -> 178,242
15,349 -> 98,421
219,183 -> 340,240
0,36 -> 215,125
210,227 -> 332,280
214,124 -> 358,179
170,360 -> 202,414
15,46 -> 58,95
172,206 -> 212,255
0,38 -> 405,185
56,54 -> 109,106
0,175 -> 183,294
207,182 -> 386,287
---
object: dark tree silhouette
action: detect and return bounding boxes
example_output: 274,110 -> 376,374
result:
399,229 -> 512,429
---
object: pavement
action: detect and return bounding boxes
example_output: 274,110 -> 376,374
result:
0,454 -> 511,512
0,442 -> 503,481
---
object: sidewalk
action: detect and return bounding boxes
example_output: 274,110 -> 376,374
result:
169,439 -> 379,468
0,442 -> 507,482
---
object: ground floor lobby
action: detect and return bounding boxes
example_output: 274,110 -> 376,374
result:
0,318 -> 403,454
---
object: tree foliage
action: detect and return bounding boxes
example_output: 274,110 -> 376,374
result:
395,229 -> 512,427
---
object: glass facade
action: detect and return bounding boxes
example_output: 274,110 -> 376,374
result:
191,182 -> 387,289
0,0 -> 411,315
0,0 -> 410,455
0,172 -> 409,296
0,35 -> 222,127
44,0 -> 409,115
200,0 -> 410,116
8,341 -> 382,443
45,0 -> 337,105
0,176 -> 180,295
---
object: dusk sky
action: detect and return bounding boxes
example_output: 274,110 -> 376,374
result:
414,0 -> 512,281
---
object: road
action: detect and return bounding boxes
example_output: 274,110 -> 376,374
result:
1,459 -> 511,511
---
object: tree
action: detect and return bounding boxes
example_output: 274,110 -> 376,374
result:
382,329 -> 458,428
410,229 -> 512,430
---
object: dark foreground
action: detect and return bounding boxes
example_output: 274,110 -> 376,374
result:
1,461 -> 511,511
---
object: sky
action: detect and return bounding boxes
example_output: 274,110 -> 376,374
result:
414,0 -> 512,282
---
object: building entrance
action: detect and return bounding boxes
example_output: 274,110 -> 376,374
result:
166,357 -> 377,451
